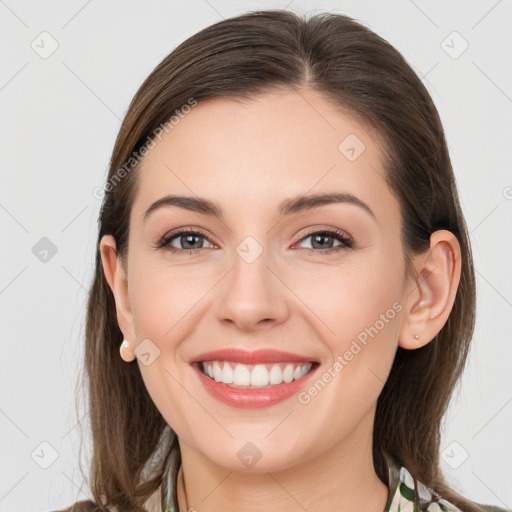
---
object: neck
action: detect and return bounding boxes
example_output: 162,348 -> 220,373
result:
176,413 -> 389,512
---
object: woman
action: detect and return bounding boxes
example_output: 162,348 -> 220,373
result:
54,9 -> 509,512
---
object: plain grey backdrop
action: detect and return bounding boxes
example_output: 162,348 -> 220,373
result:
1,0 -> 511,510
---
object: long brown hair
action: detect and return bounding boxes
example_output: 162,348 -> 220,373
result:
81,9 -> 482,511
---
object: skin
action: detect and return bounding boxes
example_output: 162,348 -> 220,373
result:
100,87 -> 461,512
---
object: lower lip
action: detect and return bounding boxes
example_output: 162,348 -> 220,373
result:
192,362 -> 319,409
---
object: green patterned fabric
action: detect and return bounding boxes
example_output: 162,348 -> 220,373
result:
384,458 -> 461,512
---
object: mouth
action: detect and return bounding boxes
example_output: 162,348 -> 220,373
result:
194,360 -> 320,389
189,349 -> 321,408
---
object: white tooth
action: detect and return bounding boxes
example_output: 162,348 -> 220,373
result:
213,361 -> 224,382
203,361 -> 311,386
301,363 -> 312,377
283,363 -> 294,383
233,364 -> 251,386
222,362 -> 234,384
250,364 -> 270,387
269,364 -> 283,385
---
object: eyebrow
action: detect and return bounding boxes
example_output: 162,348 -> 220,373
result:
142,192 -> 375,222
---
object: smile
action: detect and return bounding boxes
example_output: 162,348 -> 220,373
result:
192,360 -> 320,409
200,360 -> 315,388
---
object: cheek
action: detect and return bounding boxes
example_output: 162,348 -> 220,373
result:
128,260 -> 213,341
299,275 -> 402,422
295,249 -> 404,338
127,263 -> 204,423
291,249 -> 404,385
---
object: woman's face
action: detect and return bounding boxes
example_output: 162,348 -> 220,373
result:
112,88 -> 410,472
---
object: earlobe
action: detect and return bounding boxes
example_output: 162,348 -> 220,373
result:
398,230 -> 461,350
99,235 -> 135,344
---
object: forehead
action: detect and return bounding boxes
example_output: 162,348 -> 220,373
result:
131,88 -> 399,226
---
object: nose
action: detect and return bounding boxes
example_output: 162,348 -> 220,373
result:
213,248 -> 290,332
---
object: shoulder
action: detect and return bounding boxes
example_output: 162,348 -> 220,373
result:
385,459 -> 510,512
48,500 -> 99,512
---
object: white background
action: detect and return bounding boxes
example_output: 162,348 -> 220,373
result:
1,1 -> 511,511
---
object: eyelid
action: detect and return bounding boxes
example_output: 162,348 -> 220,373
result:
155,225 -> 353,252
292,225 -> 353,250
155,226 -> 218,250
294,225 -> 352,242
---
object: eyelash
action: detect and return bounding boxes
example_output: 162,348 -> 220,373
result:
155,227 -> 353,255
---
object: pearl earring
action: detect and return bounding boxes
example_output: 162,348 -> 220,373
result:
413,334 -> 420,340
120,339 -> 136,362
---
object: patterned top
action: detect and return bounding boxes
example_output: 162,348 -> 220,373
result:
384,459 -> 461,512
163,455 -> 490,512
52,455 -> 509,511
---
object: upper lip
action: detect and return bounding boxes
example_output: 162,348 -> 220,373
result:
190,348 -> 318,365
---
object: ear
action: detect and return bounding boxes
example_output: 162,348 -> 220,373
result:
398,230 -> 462,350
99,235 -> 135,355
